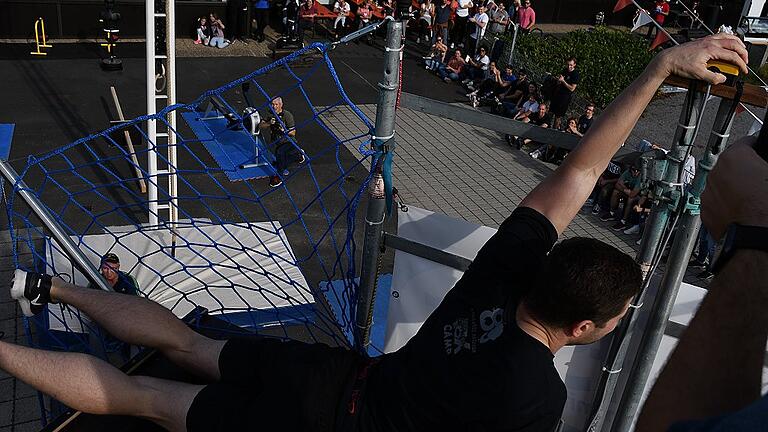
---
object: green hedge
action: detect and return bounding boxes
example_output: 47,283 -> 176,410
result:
506,27 -> 655,108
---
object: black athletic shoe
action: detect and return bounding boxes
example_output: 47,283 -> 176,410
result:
11,269 -> 54,317
269,176 -> 283,188
600,212 -> 617,222
696,270 -> 714,280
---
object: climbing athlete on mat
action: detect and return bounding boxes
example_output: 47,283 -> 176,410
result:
2,34 -> 750,432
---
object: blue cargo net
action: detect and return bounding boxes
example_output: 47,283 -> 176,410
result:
4,43 -> 380,422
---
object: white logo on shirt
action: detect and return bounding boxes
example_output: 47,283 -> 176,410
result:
479,308 -> 504,343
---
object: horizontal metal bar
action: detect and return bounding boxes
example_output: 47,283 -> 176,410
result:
383,232 -> 472,272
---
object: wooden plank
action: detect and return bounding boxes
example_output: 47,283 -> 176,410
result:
664,75 -> 768,108
110,87 -> 148,194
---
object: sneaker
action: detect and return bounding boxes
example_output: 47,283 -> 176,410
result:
600,212 -> 617,222
466,90 -> 478,97
471,95 -> 479,108
194,38 -> 202,45
696,270 -> 714,280
416,37 -> 421,44
298,152 -> 307,164
504,134 -> 513,146
612,220 -> 628,231
461,79 -> 471,85
443,77 -> 451,83
583,198 -> 595,207
623,224 -> 640,235
529,149 -> 542,159
591,204 -> 601,215
11,269 -> 54,317
515,137 -> 524,150
269,176 -> 283,188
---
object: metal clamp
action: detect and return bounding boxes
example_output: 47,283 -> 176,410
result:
602,366 -> 622,374
371,132 -> 396,141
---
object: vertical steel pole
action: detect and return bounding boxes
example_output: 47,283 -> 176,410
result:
610,96 -> 738,432
505,23 -> 518,68
355,19 -> 403,350
585,87 -> 703,432
0,161 -> 113,293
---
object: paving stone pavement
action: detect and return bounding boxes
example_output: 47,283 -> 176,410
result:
322,103 -> 641,256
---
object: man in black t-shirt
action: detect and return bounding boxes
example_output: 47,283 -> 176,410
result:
5,35 -> 749,432
578,103 -> 594,134
550,57 -> 580,129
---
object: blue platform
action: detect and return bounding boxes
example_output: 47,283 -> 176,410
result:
181,111 -> 275,181
322,274 -> 392,357
0,123 -> 15,161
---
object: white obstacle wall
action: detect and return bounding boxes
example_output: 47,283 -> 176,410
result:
46,222 -> 312,332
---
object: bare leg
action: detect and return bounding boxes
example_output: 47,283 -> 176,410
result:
0,340 -> 202,432
50,277 -> 226,381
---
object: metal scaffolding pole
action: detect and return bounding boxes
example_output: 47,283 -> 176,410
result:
584,86 -> 704,432
0,161 -> 113,293
611,92 -> 741,431
355,19 -> 403,350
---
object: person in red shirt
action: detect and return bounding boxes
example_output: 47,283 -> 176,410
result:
647,0 -> 669,38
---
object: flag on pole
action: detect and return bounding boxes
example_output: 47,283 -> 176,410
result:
613,0 -> 633,12
631,10 -> 653,32
649,31 -> 670,50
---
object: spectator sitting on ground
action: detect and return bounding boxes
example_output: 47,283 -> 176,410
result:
495,69 -> 530,112
467,62 -> 515,107
503,83 -> 537,118
195,16 -> 212,45
424,36 -> 449,71
438,49 -> 466,82
601,163 -> 642,230
510,102 -> 550,151
460,46 -> 490,88
578,103 -> 595,133
565,116 -> 583,137
333,0 -> 351,39
540,116 -> 580,164
487,1 -> 510,35
512,89 -> 539,120
208,13 -> 231,48
518,0 -> 535,33
549,57 -> 580,129
585,160 -> 623,214
621,193 -> 651,238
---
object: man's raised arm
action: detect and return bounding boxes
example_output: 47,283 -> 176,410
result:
520,34 -> 747,235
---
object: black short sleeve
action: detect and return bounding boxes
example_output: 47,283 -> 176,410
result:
467,206 -> 557,286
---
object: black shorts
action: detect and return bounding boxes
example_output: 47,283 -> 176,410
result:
186,338 -> 361,432
549,95 -> 571,117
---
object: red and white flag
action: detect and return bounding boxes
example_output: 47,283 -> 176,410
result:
613,0 -> 633,12
631,10 -> 653,32
649,31 -> 670,50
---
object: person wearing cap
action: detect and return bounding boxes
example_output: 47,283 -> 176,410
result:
96,253 -> 140,296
